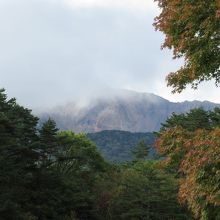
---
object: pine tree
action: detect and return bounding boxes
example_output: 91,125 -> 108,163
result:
132,139 -> 150,160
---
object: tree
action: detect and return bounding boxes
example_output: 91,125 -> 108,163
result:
156,109 -> 220,219
56,131 -> 108,219
178,128 -> 220,220
154,0 -> 220,93
39,118 -> 58,148
0,89 -> 41,219
107,161 -> 191,220
39,118 -> 59,164
160,108 -> 212,132
132,139 -> 150,160
210,107 -> 220,128
0,89 -> 107,219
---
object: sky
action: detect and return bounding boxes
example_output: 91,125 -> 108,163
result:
0,0 -> 219,108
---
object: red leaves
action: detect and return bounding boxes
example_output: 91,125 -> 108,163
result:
154,0 -> 220,92
156,127 -> 220,218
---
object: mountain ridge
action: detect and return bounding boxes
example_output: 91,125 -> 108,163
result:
39,90 -> 220,133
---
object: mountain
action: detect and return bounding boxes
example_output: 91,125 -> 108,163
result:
39,90 -> 220,133
87,130 -> 156,163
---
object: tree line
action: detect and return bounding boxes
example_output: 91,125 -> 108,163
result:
0,88 -> 191,219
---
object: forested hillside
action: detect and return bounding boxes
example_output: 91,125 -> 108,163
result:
2,88 -> 219,219
0,89 -> 192,219
87,130 -> 156,163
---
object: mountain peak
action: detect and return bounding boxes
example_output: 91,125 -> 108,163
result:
39,90 -> 219,133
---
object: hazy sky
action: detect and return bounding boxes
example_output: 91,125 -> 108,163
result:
0,0 -> 219,108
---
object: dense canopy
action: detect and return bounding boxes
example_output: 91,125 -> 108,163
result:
156,108 -> 220,219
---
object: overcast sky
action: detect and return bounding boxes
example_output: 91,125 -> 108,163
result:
0,0 -> 219,108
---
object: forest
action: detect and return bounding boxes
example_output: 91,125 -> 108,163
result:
87,130 -> 156,163
0,0 -> 220,219
0,88 -> 192,219
0,93 -> 220,219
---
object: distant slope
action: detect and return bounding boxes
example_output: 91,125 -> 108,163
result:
87,130 -> 156,163
39,90 -> 220,132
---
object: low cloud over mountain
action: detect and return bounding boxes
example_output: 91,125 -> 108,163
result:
39,90 -> 220,133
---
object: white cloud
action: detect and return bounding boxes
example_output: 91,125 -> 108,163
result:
0,0 -> 219,109
63,0 -> 157,12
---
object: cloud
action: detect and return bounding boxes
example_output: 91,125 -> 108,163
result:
0,0 -> 219,109
63,0 -> 157,12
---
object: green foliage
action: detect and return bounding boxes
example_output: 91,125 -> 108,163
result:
209,107 -> 220,127
0,89 -> 192,219
87,130 -> 156,163
0,89 -> 41,219
160,107 -> 220,132
156,108 -> 220,219
132,139 -> 150,160
55,131 -> 108,219
0,89 -> 106,219
95,161 -> 191,220
154,0 -> 220,92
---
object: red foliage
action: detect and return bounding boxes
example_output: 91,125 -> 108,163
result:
156,128 -> 220,218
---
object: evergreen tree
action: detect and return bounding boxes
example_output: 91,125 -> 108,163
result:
39,118 -> 59,165
106,161 -> 191,220
132,139 -> 150,161
0,89 -> 40,219
210,107 -> 220,128
160,108 -> 216,132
